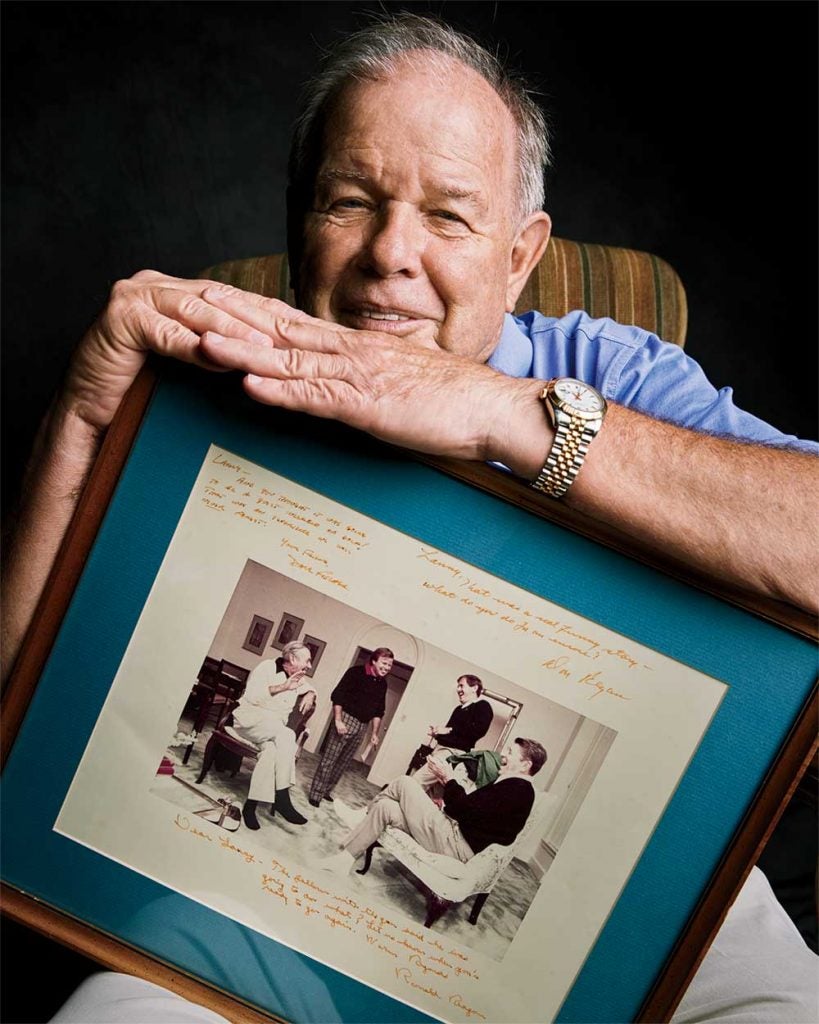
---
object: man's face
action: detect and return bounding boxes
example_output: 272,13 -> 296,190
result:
455,677 -> 476,703
372,655 -> 394,677
297,55 -> 543,363
284,647 -> 312,676
501,741 -> 529,775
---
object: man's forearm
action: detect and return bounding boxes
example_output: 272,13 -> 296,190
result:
498,392 -> 819,612
193,295 -> 817,612
268,680 -> 295,696
1,399 -> 103,684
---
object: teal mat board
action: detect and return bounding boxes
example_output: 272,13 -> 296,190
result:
3,367 -> 815,1023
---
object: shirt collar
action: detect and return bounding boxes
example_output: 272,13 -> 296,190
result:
498,770 -> 534,784
487,313 -> 534,378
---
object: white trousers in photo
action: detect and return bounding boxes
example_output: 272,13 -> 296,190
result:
229,706 -> 296,801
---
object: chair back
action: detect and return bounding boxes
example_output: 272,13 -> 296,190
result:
213,697 -> 240,733
201,239 -> 687,348
218,660 -> 250,697
198,656 -> 221,686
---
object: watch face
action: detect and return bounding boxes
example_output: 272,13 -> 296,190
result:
554,378 -> 605,415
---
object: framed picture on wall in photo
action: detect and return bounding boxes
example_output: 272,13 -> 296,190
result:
241,614 -> 274,655
301,635 -> 326,677
271,612 -> 305,651
1,364 -> 816,1024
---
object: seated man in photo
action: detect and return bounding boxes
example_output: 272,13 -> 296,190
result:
230,640 -> 315,829
321,737 -> 546,873
408,674 -> 494,788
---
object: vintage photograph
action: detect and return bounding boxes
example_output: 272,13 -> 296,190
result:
55,449 -> 727,1022
151,558 -> 617,961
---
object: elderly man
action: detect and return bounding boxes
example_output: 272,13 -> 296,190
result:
231,640 -> 315,829
2,21 -> 816,683
2,13 -> 817,1024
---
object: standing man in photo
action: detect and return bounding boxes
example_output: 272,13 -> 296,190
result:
308,647 -> 394,806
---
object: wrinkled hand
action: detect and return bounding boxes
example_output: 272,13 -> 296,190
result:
197,286 -> 541,467
64,271 -> 276,432
299,691 -> 316,714
427,757 -> 456,784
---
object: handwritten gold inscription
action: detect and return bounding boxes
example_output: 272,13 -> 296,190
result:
199,450 -> 377,592
171,807 -> 489,1018
417,545 -> 654,703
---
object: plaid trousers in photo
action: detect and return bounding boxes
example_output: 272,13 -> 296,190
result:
309,710 -> 366,802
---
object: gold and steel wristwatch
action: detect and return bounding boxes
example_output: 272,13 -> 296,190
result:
531,377 -> 607,498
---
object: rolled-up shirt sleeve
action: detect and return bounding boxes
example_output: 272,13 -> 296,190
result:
490,311 -> 818,454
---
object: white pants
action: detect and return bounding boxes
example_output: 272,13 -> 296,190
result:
671,866 -> 818,1023
229,706 -> 296,801
49,868 -> 817,1023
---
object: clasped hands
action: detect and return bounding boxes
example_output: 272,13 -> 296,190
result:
425,755 -> 456,784
197,284 -> 529,466
65,271 -> 545,475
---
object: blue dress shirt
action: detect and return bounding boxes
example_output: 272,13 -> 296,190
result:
488,311 -> 818,453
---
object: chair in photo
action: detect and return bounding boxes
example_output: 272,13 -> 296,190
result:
355,794 -> 546,929
195,695 -> 315,786
182,658 -> 250,765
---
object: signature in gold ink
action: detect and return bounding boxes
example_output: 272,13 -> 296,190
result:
394,967 -> 441,999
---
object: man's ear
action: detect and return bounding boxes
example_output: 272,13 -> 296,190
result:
505,211 -> 552,313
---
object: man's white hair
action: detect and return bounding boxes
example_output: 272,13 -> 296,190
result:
288,13 -> 550,220
281,640 -> 310,662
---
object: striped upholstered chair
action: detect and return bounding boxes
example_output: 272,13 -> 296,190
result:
201,238 -> 688,347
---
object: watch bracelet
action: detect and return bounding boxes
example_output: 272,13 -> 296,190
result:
532,414 -> 596,498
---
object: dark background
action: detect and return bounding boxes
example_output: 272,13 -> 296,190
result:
2,1 -> 817,1020
3,1 -> 817,515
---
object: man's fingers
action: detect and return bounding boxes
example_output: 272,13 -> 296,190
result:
242,374 -> 365,422
203,289 -> 396,356
153,289 -> 274,348
200,332 -> 354,381
201,285 -> 316,335
128,311 -> 231,372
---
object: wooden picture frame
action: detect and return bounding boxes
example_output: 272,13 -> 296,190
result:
301,635 -> 326,677
270,612 -> 305,651
1,363 -> 816,1024
241,614 -> 274,655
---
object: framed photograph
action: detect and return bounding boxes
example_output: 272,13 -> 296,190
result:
301,635 -> 326,677
241,614 -> 274,655
271,612 -> 305,651
2,365 -> 816,1024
